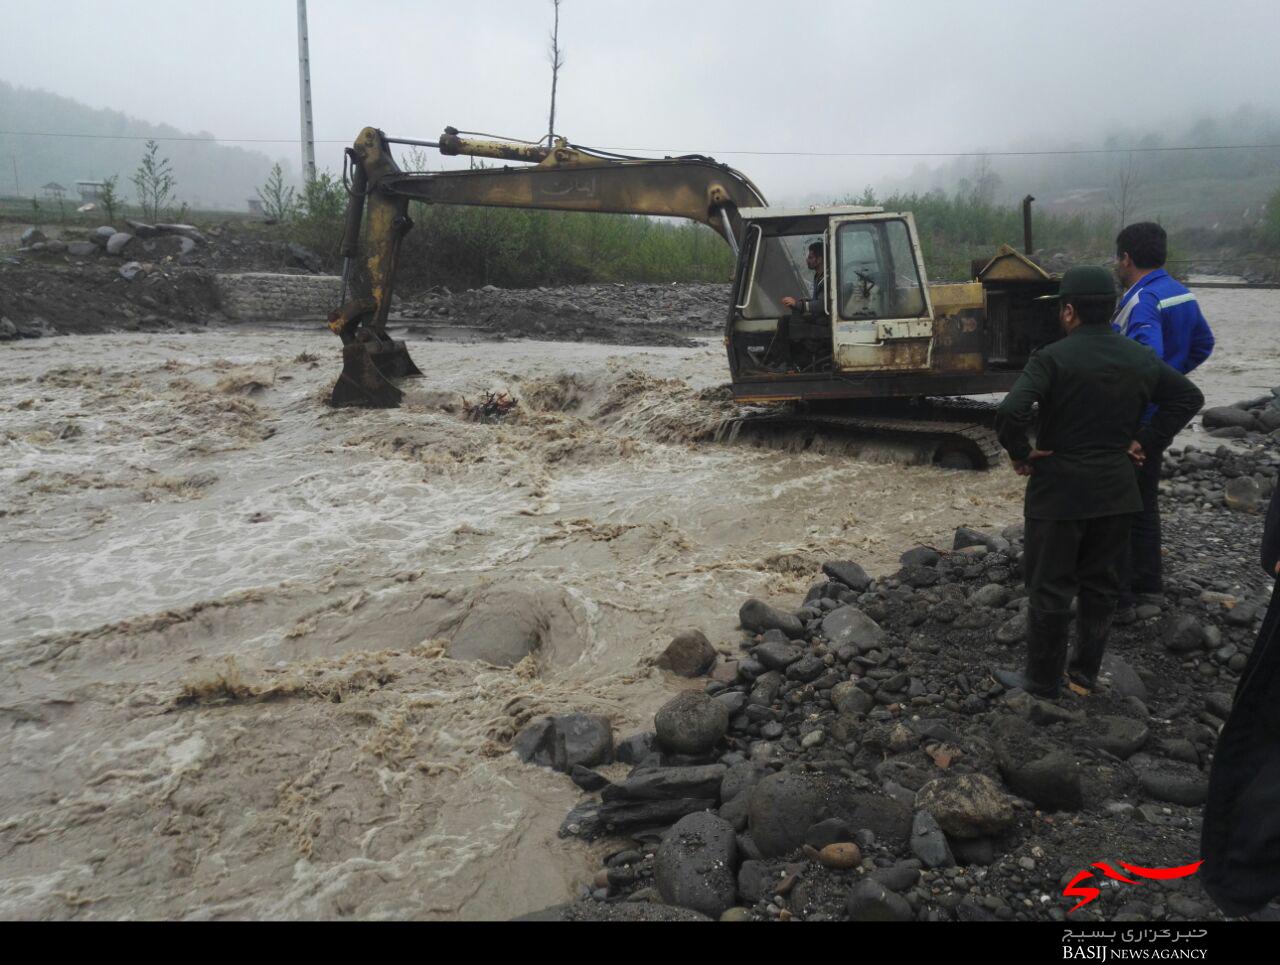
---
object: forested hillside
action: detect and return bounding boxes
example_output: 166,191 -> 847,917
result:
0,81 -> 286,210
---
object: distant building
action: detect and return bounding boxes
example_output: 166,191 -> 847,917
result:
42,181 -> 66,201
247,198 -> 264,216
76,180 -> 107,202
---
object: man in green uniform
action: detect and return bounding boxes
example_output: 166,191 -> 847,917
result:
993,266 -> 1204,698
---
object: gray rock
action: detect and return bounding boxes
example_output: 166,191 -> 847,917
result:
447,592 -> 543,665
749,670 -> 784,706
286,241 -> 323,272
953,526 -> 996,551
973,583 -> 1010,608
105,231 -> 134,256
178,235 -> 198,256
126,220 -> 159,238
910,810 -> 955,868
118,261 -> 144,281
786,653 -> 826,682
738,598 -> 803,637
570,764 -> 609,792
714,691 -> 747,717
805,817 -> 855,849
755,639 -> 802,670
899,564 -> 940,588
747,770 -> 827,858
1202,406 -> 1259,430
900,546 -> 941,568
831,681 -> 874,716
915,774 -> 1016,839
821,606 -> 886,652
67,241 -> 98,257
1163,614 -> 1204,655
513,713 -> 614,772
1225,476 -> 1262,512
655,812 -> 738,919
1090,716 -> 1149,760
657,629 -> 717,677
870,862 -> 922,891
737,859 -> 771,903
1000,750 -> 1083,811
846,878 -> 914,922
19,227 -> 46,247
616,731 -> 658,764
996,611 -> 1028,644
1137,768 -> 1208,806
561,797 -> 717,840
1103,655 -> 1147,700
91,225 -> 117,246
823,560 -> 871,591
0,317 -> 17,340
655,690 -> 729,755
720,762 -> 763,804
603,764 -> 727,802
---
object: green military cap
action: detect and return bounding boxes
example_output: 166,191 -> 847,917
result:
1035,265 -> 1116,301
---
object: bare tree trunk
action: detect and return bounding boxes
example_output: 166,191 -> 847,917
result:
548,0 -> 564,141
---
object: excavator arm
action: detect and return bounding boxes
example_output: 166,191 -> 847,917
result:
327,126 -> 766,407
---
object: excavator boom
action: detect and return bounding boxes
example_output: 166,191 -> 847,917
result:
327,126 -> 766,407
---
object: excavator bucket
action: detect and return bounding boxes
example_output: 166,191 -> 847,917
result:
329,336 -> 423,408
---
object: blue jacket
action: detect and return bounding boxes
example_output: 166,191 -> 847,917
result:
1113,268 -> 1215,374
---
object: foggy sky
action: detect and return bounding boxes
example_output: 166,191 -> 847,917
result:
2,0 -> 1278,203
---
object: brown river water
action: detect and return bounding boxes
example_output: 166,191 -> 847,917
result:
0,288 -> 1274,919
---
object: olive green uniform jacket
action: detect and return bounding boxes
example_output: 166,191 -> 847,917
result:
994,325 -> 1204,520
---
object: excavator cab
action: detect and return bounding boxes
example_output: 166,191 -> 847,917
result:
727,206 -> 1057,406
728,205 -> 937,383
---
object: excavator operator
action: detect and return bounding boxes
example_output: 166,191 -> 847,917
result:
782,241 -> 827,317
772,240 -> 830,371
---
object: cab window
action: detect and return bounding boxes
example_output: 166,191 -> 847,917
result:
836,219 -> 927,320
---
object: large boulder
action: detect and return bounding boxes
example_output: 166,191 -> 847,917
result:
105,232 -> 134,256
447,591 -> 543,666
656,629 -> 717,677
821,606 -> 885,652
654,690 -> 729,755
91,225 -> 117,246
654,812 -> 738,918
155,223 -> 208,245
19,227 -> 46,247
1202,406 -> 1259,431
822,560 -> 871,591
747,770 -> 827,858
915,774 -> 1016,839
738,598 -> 803,637
1225,476 -> 1262,513
513,713 -> 613,772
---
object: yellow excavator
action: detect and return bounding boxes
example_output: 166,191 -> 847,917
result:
327,126 -> 1061,468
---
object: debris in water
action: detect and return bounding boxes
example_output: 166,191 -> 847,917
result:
464,391 -> 519,423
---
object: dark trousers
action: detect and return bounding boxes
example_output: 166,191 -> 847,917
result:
1118,446 -> 1164,597
1024,514 -> 1133,613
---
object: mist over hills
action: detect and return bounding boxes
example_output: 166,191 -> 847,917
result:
0,81 -> 291,211
873,104 -> 1280,232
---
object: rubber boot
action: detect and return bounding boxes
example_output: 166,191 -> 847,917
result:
1068,598 -> 1115,691
994,608 -> 1072,698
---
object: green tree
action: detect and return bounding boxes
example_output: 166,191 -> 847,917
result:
99,175 -> 122,223
292,171 -> 346,262
256,163 -> 297,222
131,139 -> 176,222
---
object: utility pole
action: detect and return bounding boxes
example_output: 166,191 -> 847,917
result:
296,0 -> 317,183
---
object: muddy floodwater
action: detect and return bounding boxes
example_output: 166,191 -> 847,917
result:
0,287 -> 1274,920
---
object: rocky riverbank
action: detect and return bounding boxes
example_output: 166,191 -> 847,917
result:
510,416 -> 1279,923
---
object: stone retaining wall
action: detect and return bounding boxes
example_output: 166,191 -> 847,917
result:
214,272 -> 342,321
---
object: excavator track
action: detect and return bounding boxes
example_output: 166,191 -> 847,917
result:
714,397 -> 1005,470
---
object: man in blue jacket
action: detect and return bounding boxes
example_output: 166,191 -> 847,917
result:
1113,222 -> 1214,609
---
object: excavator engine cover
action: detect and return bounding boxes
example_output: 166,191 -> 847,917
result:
329,333 -> 422,408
